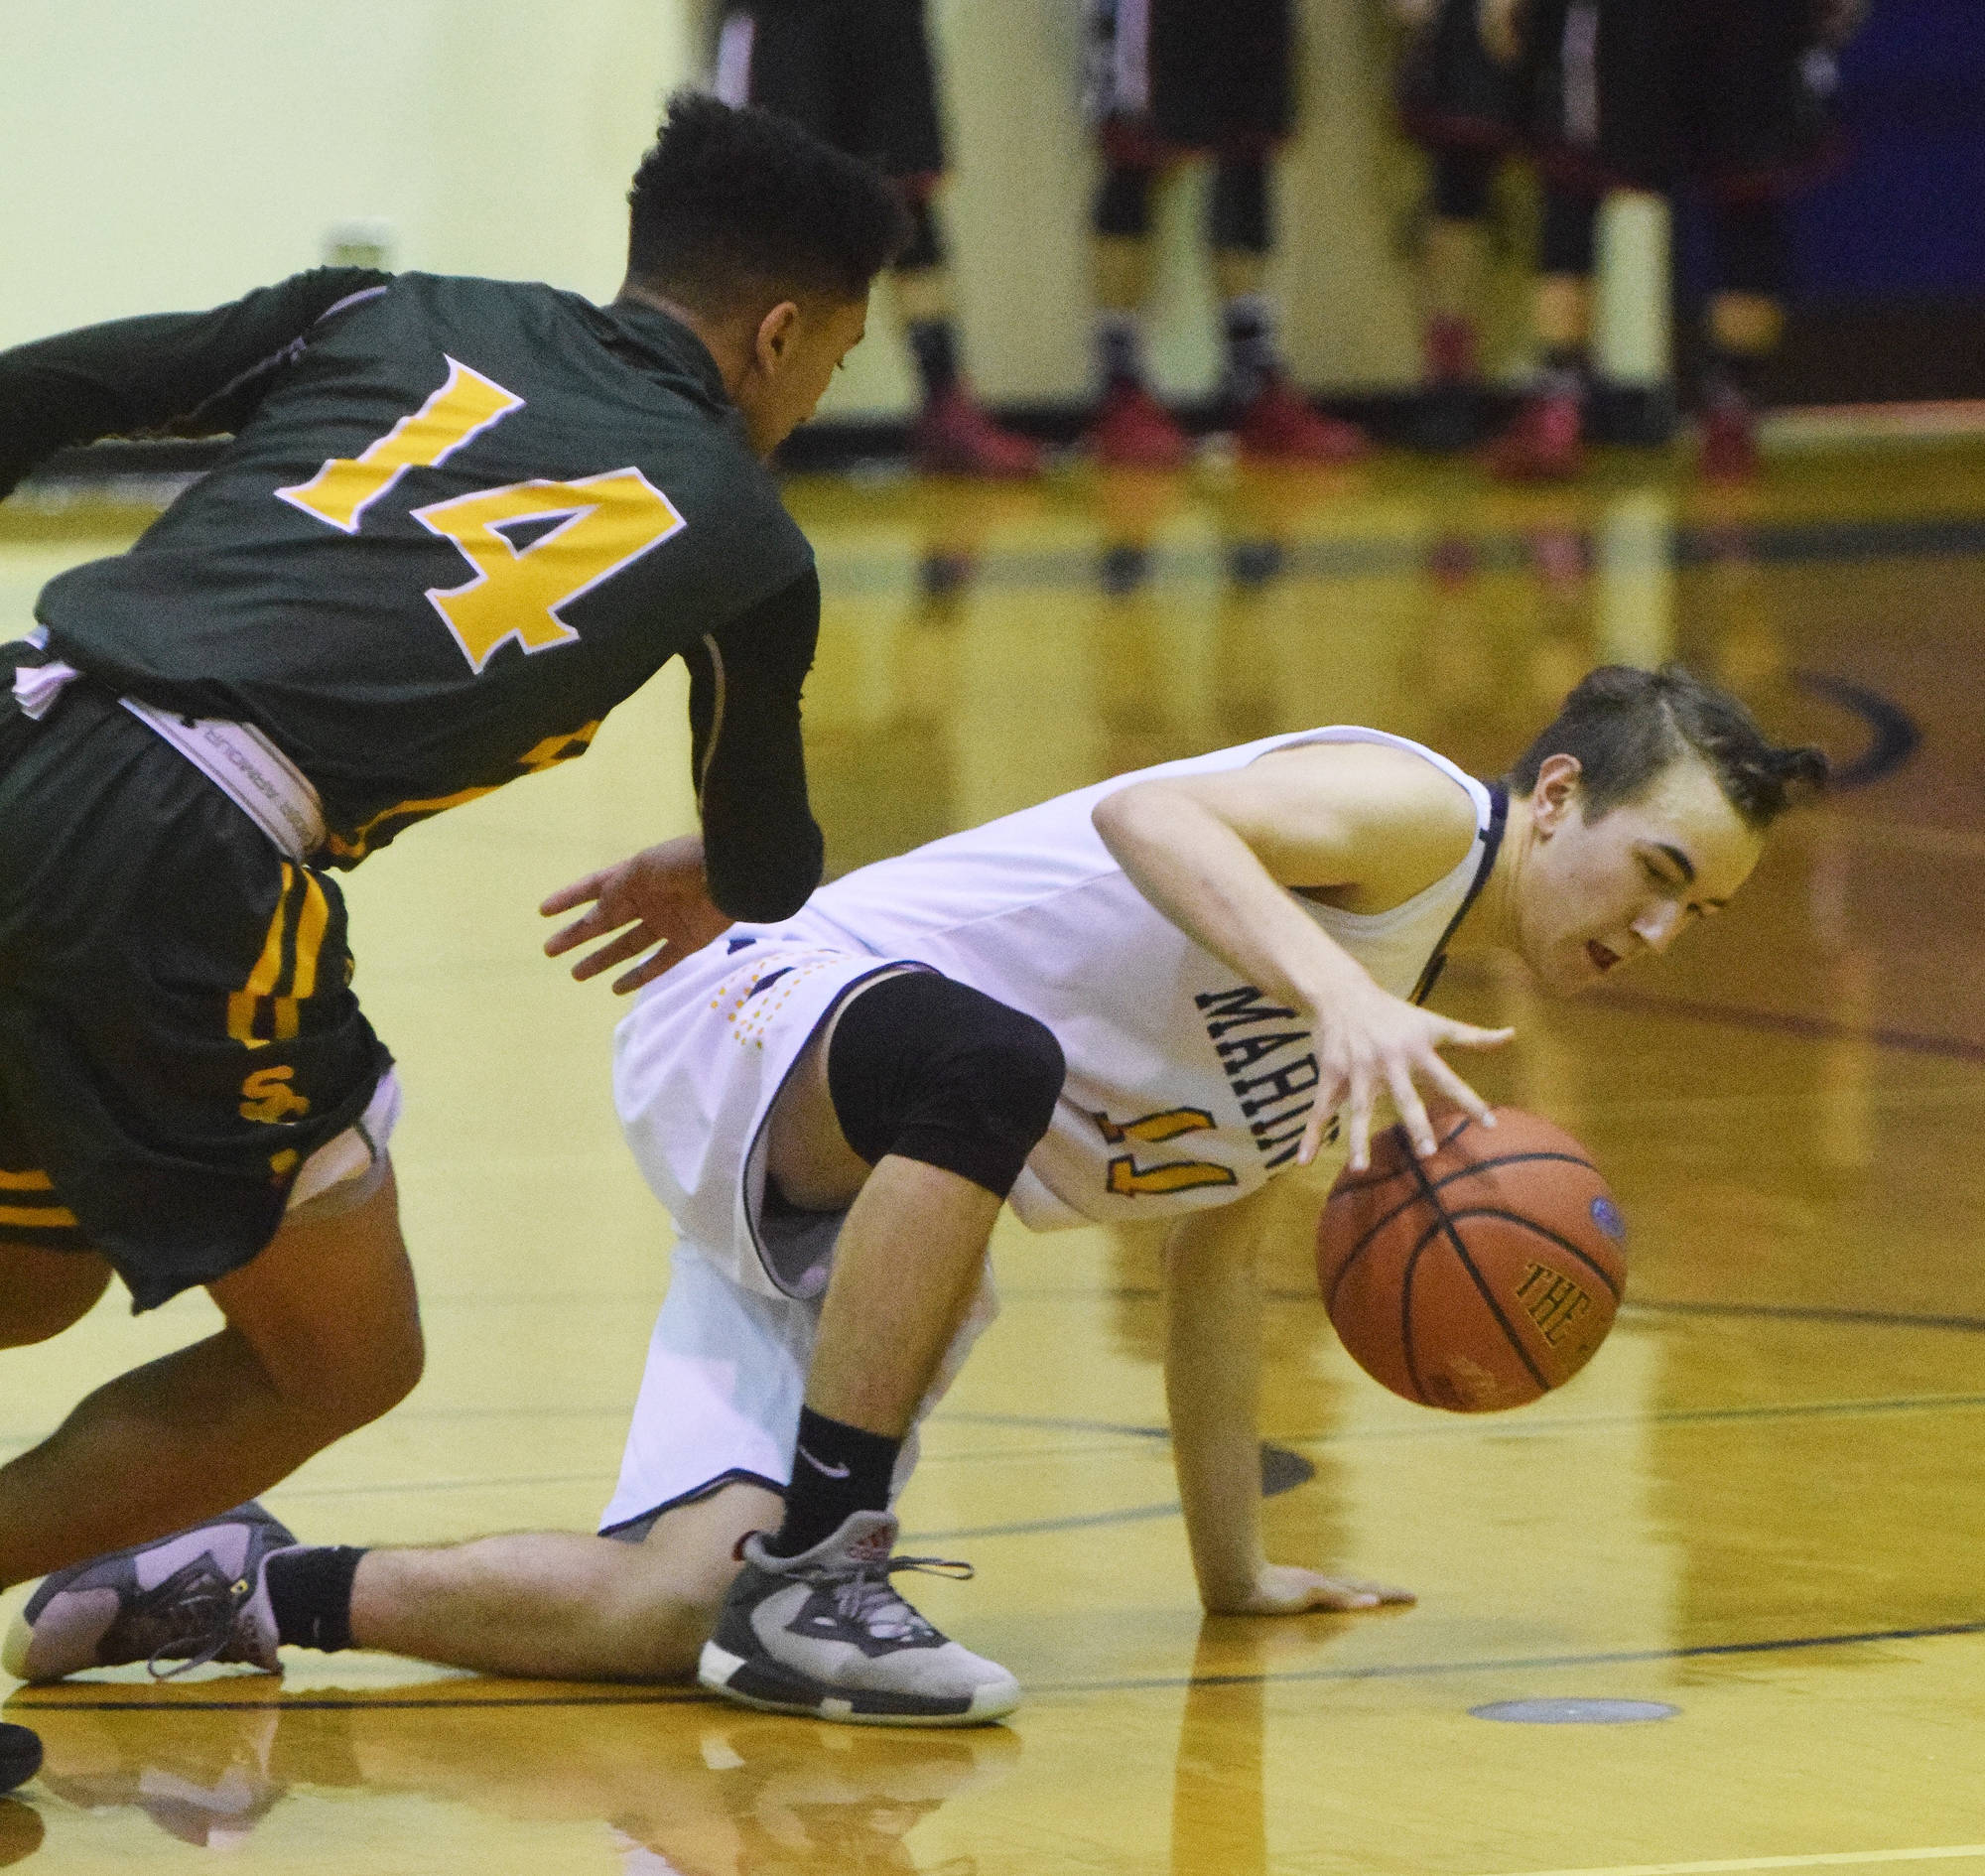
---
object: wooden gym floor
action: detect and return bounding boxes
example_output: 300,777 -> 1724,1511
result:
1,433 -> 1983,1874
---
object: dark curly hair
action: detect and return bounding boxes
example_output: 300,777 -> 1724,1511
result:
624,92 -> 910,317
1507,665 -> 1828,830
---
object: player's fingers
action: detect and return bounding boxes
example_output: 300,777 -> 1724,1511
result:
1348,1578 -> 1416,1606
1437,1020 -> 1517,1051
539,870 -> 614,918
1297,1069 -> 1349,1166
1343,1070 -> 1377,1172
1387,1063 -> 1437,1158
568,924 -> 658,982
610,949 -> 676,997
542,903 -> 627,958
1421,1054 -> 1497,1129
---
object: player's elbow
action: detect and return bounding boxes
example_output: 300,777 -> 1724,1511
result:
704,819 -> 825,923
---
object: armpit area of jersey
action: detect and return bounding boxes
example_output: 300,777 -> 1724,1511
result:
0,267 -> 390,500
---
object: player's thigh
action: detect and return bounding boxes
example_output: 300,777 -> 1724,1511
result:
208,1160 -> 422,1426
0,1240 -> 114,1347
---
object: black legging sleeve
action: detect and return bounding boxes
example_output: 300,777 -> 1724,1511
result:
685,564 -> 826,922
0,267 -> 392,500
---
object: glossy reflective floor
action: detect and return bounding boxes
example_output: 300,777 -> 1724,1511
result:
2,434 -> 1984,1874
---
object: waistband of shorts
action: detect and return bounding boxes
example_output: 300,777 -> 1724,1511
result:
10,650 -> 326,865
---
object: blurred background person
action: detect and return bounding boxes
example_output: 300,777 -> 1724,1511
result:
1082,0 -> 1371,468
1497,0 -> 1867,481
1391,0 -> 1532,451
714,0 -> 1043,477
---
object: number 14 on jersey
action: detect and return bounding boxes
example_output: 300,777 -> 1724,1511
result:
277,357 -> 685,674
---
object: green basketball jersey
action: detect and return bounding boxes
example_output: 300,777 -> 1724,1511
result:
26,272 -> 817,877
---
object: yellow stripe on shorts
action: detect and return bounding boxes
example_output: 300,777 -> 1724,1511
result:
227,863 -> 297,1049
0,1168 -> 55,1191
272,871 -> 331,1042
0,1201 -> 80,1230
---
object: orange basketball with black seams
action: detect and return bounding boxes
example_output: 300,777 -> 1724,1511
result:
1315,1108 -> 1626,1411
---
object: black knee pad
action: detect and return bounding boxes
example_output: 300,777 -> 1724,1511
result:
1431,147 -> 1495,223
897,195 -> 946,272
1210,156 -> 1270,253
1712,201 -> 1788,300
1539,187 -> 1598,276
826,972 -> 1066,1200
1095,160 -> 1153,239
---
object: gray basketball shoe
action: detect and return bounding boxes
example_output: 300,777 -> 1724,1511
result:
2,1502 -> 296,1683
699,1510 -> 1020,1726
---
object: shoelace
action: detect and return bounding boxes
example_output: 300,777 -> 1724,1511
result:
832,1554 -> 975,1642
98,1558 -> 254,1680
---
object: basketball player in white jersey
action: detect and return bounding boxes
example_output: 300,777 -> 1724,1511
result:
9,666 -> 1823,1725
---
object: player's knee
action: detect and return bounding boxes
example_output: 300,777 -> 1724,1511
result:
0,1245 -> 113,1348
829,974 -> 1066,1200
299,1315 -> 425,1440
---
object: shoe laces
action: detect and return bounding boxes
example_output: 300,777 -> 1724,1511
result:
102,1557 -> 256,1680
831,1553 -> 974,1643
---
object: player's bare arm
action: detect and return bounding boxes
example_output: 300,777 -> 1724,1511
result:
1162,1184 -> 1412,1616
1092,739 -> 1513,1171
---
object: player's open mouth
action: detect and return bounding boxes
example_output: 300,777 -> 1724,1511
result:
1587,941 -> 1621,974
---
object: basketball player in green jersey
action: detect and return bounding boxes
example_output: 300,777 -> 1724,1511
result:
0,95 -> 907,1590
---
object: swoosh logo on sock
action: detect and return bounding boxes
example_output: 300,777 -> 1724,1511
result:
796,1445 -> 852,1480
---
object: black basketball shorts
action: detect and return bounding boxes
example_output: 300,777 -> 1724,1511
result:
1522,0 -> 1841,200
0,660 -> 393,1310
1396,0 -> 1525,155
713,0 -> 948,186
1087,0 -> 1295,161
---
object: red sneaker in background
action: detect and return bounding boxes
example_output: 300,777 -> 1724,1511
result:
909,385 -> 1042,479
1235,375 -> 1370,465
1085,381 -> 1192,469
1697,397 -> 1762,483
1488,391 -> 1586,481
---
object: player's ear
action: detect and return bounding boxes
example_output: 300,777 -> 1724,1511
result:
1530,753 -> 1583,836
752,300 -> 803,377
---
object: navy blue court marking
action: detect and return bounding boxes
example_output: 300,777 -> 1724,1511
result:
21,1617 -> 1985,1713
1793,671 -> 1923,788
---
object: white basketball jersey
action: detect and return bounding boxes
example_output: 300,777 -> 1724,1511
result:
795,727 -> 1500,1231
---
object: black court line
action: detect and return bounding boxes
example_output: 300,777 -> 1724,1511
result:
19,1619 -> 1985,1715
1626,1297 -> 1985,1335
815,513 -> 1985,599
9,1688 -> 708,1714
1028,1616 -> 1985,1699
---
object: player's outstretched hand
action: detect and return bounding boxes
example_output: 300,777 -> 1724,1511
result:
1300,975 -> 1514,1172
541,835 -> 733,995
1219,1562 -> 1416,1616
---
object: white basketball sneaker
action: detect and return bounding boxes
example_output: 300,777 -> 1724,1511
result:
699,1509 -> 1019,1726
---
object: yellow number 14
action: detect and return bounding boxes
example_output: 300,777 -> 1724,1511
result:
277,358 -> 686,675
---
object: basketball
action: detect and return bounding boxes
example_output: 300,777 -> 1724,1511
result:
1316,1109 -> 1627,1411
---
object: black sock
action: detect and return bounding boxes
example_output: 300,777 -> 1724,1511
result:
1538,342 -> 1589,402
1222,293 -> 1277,402
768,1407 -> 902,1557
906,318 -> 960,402
1703,345 -> 1768,410
1097,313 -> 1144,391
265,1544 -> 367,1652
